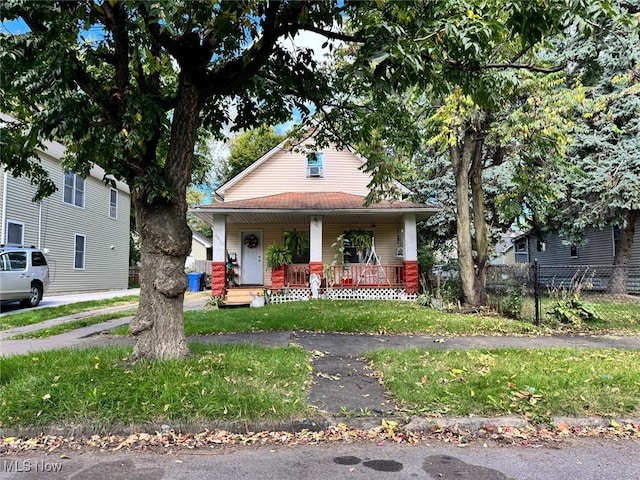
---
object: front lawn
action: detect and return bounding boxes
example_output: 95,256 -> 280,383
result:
180,300 -> 541,336
366,347 -> 640,420
0,344 -> 312,429
176,298 -> 640,336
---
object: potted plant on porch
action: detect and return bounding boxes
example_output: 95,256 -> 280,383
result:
265,243 -> 292,289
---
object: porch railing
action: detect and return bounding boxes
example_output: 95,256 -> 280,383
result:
284,264 -> 405,288
285,264 -> 310,287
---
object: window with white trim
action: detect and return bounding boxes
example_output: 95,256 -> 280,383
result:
109,188 -> 118,219
64,173 -> 85,208
6,221 -> 24,246
74,234 -> 86,269
306,152 -> 324,178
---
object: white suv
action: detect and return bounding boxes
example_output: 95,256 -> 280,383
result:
0,246 -> 51,308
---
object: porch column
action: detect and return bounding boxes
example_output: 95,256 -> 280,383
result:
309,216 -> 324,278
211,215 -> 227,298
403,214 -> 419,294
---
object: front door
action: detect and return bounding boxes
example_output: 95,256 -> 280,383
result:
240,230 -> 263,285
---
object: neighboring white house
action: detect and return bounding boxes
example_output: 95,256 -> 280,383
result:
186,231 -> 213,273
1,117 -> 131,294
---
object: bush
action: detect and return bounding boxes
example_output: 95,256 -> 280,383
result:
500,288 -> 522,319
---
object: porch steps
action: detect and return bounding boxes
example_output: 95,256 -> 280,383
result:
222,287 -> 255,308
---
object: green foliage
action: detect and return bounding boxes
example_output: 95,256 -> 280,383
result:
550,10 -> 640,248
347,229 -> 373,253
284,229 -> 309,258
549,294 -> 601,326
500,288 -> 523,320
329,233 -> 347,266
223,126 -> 284,183
265,244 -> 292,269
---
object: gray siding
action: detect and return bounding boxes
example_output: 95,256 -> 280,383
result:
526,222 -> 640,266
1,148 -> 131,294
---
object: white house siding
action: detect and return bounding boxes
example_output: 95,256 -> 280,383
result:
224,146 -> 371,202
1,150 -> 130,294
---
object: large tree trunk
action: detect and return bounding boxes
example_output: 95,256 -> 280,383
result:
128,75 -> 202,361
130,200 -> 192,361
452,127 -> 485,307
469,131 -> 489,306
607,211 -> 637,295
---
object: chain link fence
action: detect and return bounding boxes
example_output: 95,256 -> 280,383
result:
486,263 -> 640,325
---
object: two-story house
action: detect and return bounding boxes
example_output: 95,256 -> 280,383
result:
1,117 -> 131,294
191,134 -> 437,301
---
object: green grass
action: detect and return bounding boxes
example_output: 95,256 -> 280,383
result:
0,343 -> 311,429
0,296 -> 139,331
6,310 -> 137,339
177,301 -> 541,336
366,348 -> 640,420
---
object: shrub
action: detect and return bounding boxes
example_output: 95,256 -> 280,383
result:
500,288 -> 522,319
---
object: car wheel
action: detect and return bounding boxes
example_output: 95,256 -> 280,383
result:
21,283 -> 43,308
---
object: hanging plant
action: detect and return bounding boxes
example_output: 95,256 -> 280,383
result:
265,244 -> 292,269
284,229 -> 309,258
349,229 -> 373,254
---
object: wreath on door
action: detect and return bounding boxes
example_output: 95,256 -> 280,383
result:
244,234 -> 259,248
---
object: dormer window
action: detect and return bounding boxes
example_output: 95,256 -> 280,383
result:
306,152 -> 324,178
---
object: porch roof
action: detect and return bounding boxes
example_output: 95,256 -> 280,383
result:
190,192 -> 438,225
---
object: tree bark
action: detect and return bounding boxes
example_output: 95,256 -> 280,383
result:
128,74 -> 202,361
469,127 -> 489,306
607,210 -> 637,295
451,121 -> 489,308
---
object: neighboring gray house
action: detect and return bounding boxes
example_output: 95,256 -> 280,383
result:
513,223 -> 640,293
514,222 -> 640,266
1,125 -> 131,294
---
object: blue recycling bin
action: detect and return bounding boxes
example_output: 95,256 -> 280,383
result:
187,272 -> 203,292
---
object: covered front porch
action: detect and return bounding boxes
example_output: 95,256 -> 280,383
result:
190,192 -> 437,302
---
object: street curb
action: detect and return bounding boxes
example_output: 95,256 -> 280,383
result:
2,415 -> 638,438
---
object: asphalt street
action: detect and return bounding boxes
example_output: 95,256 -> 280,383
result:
2,439 -> 639,480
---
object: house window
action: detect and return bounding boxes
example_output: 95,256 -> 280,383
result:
570,245 -> 578,258
6,221 -> 24,246
109,188 -> 118,219
536,240 -> 546,252
64,173 -> 85,208
306,152 -> 324,178
74,234 -> 86,269
514,240 -> 527,252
